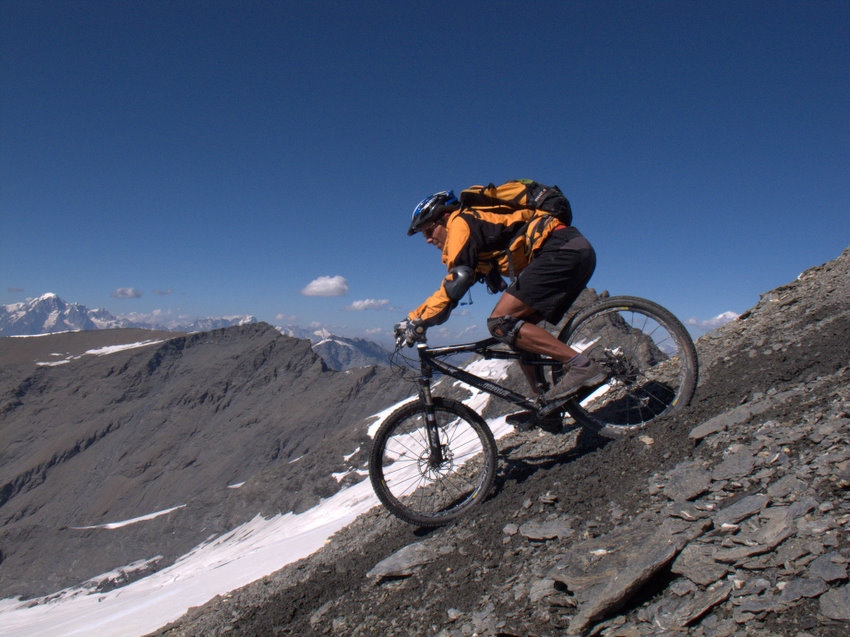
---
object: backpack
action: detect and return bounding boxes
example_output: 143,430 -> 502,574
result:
458,179 -> 572,225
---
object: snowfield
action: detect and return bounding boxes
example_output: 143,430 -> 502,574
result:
0,483 -> 378,637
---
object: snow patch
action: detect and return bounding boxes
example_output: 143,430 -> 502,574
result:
343,447 -> 360,461
83,340 -> 165,356
10,330 -> 79,339
366,395 -> 419,438
70,505 -> 186,530
35,340 -> 164,366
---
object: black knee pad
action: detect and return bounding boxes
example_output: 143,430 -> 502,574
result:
487,315 -> 525,347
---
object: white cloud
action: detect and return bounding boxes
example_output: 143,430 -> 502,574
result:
120,309 -> 173,322
686,311 -> 739,331
111,287 -> 143,299
301,276 -> 349,297
344,299 -> 390,311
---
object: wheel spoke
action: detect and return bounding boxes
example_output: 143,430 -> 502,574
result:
370,399 -> 497,526
558,298 -> 698,431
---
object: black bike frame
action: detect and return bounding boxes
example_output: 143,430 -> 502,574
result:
412,337 -> 555,415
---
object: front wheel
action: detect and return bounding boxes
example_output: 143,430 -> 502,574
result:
555,296 -> 698,432
369,397 -> 497,526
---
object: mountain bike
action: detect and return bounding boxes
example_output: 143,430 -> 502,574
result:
368,296 -> 698,526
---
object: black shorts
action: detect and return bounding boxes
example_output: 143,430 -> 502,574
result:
507,226 -> 596,324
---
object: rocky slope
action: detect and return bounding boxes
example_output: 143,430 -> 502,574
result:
152,247 -> 850,637
0,323 -> 412,599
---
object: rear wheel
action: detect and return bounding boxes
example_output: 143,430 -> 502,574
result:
554,296 -> 698,432
369,397 -> 498,526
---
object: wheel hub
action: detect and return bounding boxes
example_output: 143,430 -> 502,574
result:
419,445 -> 452,477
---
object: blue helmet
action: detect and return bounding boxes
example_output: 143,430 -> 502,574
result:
407,190 -> 459,236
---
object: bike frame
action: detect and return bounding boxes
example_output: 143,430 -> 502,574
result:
412,337 -> 559,416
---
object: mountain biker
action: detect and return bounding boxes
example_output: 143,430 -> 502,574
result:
397,189 -> 608,419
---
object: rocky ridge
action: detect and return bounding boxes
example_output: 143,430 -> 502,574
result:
0,323 -> 412,599
152,247 -> 850,637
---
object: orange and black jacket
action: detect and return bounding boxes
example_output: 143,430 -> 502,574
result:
408,207 -> 562,327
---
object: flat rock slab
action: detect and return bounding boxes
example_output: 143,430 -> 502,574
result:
519,519 -> 575,540
711,445 -> 756,481
367,541 -> 441,583
778,577 -> 828,604
671,543 -> 729,586
820,583 -> 850,621
714,494 -> 769,526
689,390 -> 802,440
809,552 -> 848,582
551,520 -> 691,635
662,461 -> 712,501
656,580 -> 733,630
766,474 -> 806,498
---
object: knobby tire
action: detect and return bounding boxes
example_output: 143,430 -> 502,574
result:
369,397 -> 497,527
556,296 -> 698,432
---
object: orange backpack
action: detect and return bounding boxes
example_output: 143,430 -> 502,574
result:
458,179 -> 572,225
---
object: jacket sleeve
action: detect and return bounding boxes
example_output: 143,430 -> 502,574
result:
407,215 -> 478,328
407,282 -> 456,327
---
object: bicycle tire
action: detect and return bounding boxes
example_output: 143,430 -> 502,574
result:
554,296 -> 698,432
369,397 -> 498,526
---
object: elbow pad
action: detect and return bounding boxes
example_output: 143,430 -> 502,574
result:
443,266 -> 475,301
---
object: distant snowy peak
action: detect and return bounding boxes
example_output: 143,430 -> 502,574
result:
0,294 -> 256,336
277,325 -> 330,341
177,316 -> 257,332
274,325 -> 390,370
311,335 -> 392,370
0,294 -> 129,336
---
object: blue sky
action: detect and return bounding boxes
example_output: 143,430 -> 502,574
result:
2,1 -> 847,344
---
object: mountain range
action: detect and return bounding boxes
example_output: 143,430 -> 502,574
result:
0,293 -> 255,336
0,294 -> 391,370
1,247 -> 848,636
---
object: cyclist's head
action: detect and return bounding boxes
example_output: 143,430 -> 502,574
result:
407,191 -> 459,236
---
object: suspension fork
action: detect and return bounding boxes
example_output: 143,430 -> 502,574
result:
416,345 -> 444,465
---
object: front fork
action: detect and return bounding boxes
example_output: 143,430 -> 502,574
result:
417,345 -> 444,465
